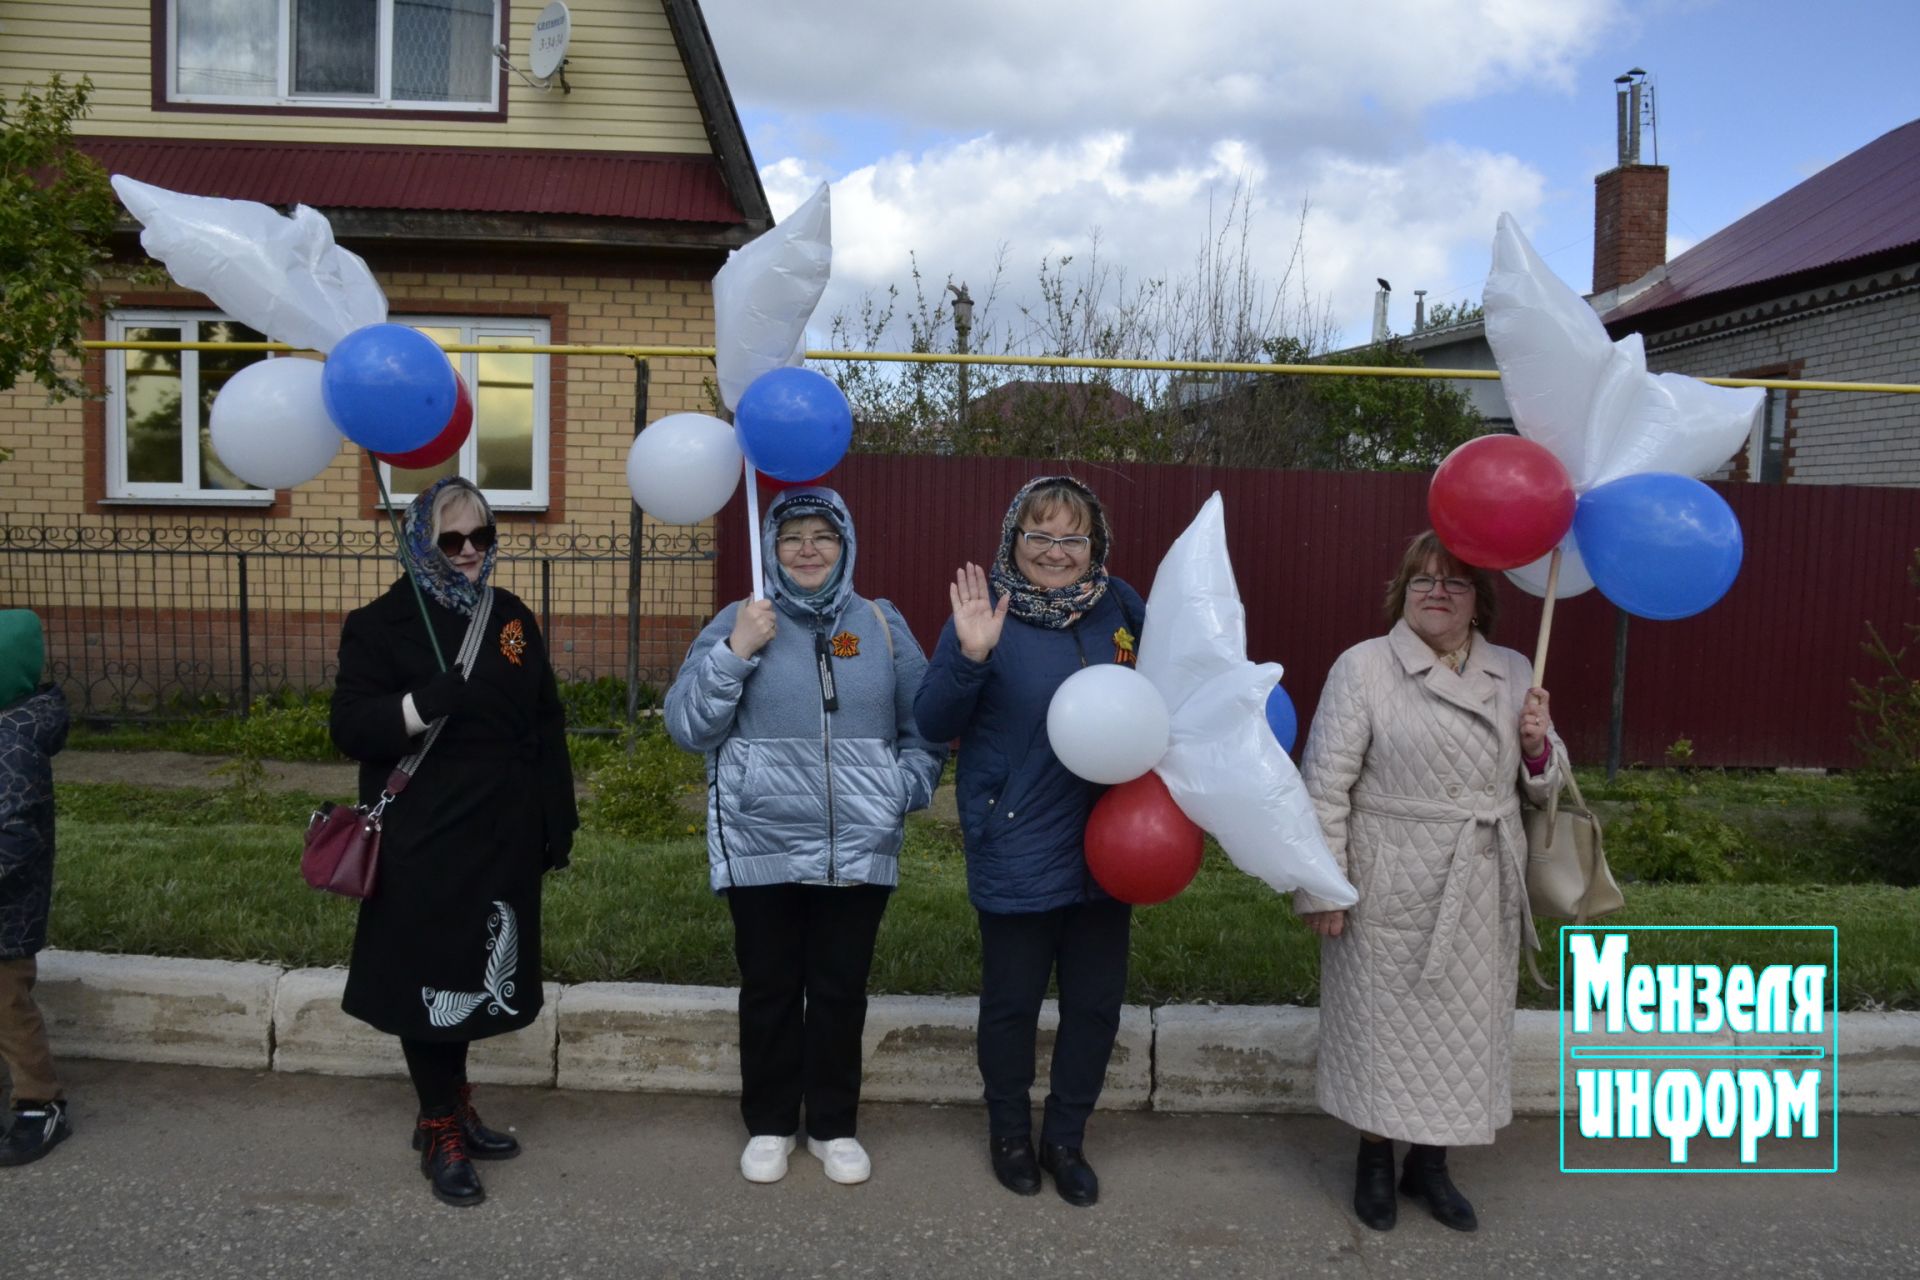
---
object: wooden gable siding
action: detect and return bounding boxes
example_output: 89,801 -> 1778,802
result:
0,0 -> 711,153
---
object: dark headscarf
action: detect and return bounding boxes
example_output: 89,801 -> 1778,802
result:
987,475 -> 1112,629
402,477 -> 497,615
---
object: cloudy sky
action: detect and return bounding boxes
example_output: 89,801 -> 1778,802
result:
703,0 -> 1918,353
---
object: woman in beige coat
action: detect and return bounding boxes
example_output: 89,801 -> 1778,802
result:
1294,530 -> 1563,1234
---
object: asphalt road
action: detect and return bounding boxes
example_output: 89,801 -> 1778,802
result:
3,1060 -> 1915,1279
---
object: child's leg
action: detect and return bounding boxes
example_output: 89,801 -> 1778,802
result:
0,955 -> 63,1104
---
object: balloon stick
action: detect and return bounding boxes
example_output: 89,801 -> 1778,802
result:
743,458 -> 764,602
1532,545 -> 1562,687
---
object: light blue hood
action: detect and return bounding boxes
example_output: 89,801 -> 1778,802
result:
762,486 -> 856,623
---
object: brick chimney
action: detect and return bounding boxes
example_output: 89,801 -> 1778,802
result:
1592,71 -> 1669,294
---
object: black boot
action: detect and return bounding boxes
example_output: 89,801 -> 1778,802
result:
1352,1136 -> 1396,1231
411,1084 -> 520,1160
1400,1143 -> 1477,1232
1038,1142 -> 1099,1207
0,1100 -> 72,1167
989,1135 -> 1042,1196
415,1111 -> 486,1207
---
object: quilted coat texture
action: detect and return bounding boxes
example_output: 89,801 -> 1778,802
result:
665,490 -> 946,893
0,686 -> 68,960
1296,621 -> 1562,1145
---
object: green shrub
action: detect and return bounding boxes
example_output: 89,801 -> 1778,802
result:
1850,549 -> 1920,886
583,727 -> 705,841
558,677 -> 657,732
1605,795 -> 1741,884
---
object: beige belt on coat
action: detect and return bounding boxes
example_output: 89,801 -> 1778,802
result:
1349,788 -> 1539,984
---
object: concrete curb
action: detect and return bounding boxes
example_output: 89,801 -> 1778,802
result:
27,949 -> 1920,1116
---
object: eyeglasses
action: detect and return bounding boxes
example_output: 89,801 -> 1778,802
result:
1409,574 -> 1473,596
776,532 -> 842,553
436,524 -> 496,555
1018,530 -> 1092,554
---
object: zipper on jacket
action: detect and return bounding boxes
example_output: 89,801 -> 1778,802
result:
816,625 -> 839,884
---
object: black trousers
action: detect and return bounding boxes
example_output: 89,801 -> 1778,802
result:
399,1037 -> 470,1115
727,882 -> 891,1140
976,898 -> 1132,1148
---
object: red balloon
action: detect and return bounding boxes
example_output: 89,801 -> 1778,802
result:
757,470 -> 829,493
1085,772 -> 1205,906
375,370 -> 473,469
1428,434 -> 1576,570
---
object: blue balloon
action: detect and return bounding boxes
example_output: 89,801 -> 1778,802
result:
1572,473 -> 1744,620
734,367 -> 853,481
1264,683 -> 1298,754
321,323 -> 459,454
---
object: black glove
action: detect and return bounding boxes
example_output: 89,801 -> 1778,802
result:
411,668 -> 468,723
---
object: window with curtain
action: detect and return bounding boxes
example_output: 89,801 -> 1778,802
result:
170,0 -> 499,110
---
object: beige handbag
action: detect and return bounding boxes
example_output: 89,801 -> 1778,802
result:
1524,766 -> 1624,921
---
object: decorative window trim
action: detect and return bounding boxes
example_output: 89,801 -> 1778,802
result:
156,0 -> 507,116
104,310 -> 280,504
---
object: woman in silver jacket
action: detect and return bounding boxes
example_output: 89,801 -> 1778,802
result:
665,487 -> 946,1187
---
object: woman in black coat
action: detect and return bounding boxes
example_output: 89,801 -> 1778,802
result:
329,477 -> 577,1208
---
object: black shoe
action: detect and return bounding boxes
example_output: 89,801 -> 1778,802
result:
1038,1142 -> 1099,1207
989,1135 -> 1042,1196
1400,1143 -> 1477,1232
411,1083 -> 521,1161
415,1112 -> 486,1207
1352,1136 -> 1396,1230
0,1100 -> 71,1167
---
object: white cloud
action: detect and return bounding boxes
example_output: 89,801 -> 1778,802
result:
767,132 -> 1548,350
706,0 -> 1619,161
711,2 -> 1611,348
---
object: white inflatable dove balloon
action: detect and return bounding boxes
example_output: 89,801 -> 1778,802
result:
712,183 -> 832,411
110,176 -> 386,353
1482,213 -> 1763,598
1134,494 -> 1356,908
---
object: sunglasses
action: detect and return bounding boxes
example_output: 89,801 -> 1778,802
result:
436,524 -> 497,555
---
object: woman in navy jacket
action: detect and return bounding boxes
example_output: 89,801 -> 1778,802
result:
915,475 -> 1145,1208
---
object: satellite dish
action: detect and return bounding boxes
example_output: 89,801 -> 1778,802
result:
529,1 -> 572,80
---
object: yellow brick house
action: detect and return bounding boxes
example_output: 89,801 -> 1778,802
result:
0,0 -> 769,715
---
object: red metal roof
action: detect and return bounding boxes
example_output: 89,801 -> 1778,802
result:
80,136 -> 745,225
1606,118 -> 1920,325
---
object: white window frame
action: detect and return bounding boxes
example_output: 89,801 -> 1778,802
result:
165,0 -> 501,113
104,310 -> 276,505
380,315 -> 552,513
105,310 -> 551,510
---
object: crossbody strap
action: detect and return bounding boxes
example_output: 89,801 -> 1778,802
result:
377,587 -> 495,806
868,598 -> 895,661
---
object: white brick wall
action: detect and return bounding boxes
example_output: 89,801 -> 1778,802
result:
1641,265 -> 1920,486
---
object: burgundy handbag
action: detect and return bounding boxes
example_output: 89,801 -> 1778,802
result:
302,769 -> 410,899
301,588 -> 493,900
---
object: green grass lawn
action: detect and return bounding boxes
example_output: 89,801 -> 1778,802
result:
49,782 -> 1918,1010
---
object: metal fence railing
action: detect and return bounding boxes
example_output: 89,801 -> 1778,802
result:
0,520 -> 717,730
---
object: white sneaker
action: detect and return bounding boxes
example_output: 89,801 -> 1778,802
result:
740,1134 -> 796,1183
807,1136 -> 872,1185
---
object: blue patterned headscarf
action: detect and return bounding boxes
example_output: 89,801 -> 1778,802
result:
402,477 -> 496,615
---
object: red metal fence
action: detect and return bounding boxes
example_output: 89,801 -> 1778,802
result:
717,456 -> 1920,769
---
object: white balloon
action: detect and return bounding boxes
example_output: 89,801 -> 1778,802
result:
1045,664 -> 1170,785
712,183 -> 831,411
207,358 -> 341,489
1506,535 -> 1597,600
626,413 -> 743,525
111,176 -> 386,354
1136,494 -> 1356,908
